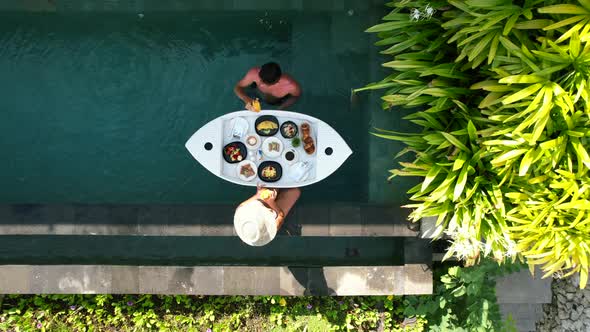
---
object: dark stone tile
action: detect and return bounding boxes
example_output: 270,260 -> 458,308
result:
362,205 -> 417,237
74,205 -> 109,224
137,205 -> 171,235
42,205 -> 75,224
198,205 -> 233,236
109,205 -> 139,225
111,266 -> 139,294
404,238 -> 432,264
329,206 -> 361,236
296,205 -> 330,225
11,204 -> 43,224
0,265 -> 33,294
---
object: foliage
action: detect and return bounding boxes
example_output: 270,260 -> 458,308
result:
0,262 -> 517,331
359,0 -> 590,288
0,294 -> 414,331
404,259 -> 521,332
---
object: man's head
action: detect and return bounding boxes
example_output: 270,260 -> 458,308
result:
259,62 -> 282,85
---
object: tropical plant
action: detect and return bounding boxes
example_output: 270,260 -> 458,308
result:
359,0 -> 590,288
404,259 -> 521,331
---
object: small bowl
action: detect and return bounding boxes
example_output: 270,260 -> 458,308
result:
283,148 -> 298,165
245,133 -> 261,150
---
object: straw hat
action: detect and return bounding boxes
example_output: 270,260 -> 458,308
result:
234,200 -> 278,246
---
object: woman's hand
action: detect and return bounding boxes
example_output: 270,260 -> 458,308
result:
257,183 -> 277,201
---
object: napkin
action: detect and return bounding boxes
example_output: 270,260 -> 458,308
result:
289,161 -> 312,182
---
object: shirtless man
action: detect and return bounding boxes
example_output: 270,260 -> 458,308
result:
234,62 -> 302,111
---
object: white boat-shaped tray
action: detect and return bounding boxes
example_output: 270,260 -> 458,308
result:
186,110 -> 352,188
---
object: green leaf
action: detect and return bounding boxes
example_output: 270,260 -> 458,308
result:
453,165 -> 469,201
382,60 -> 431,69
488,33 -> 500,64
514,20 -> 553,29
422,165 -> 443,193
499,75 -> 545,84
571,30 -> 581,57
543,15 -> 587,30
503,13 -> 520,35
539,4 -> 590,15
467,121 -> 477,141
491,149 -> 528,165
502,83 -> 543,105
519,148 -> 538,176
441,132 -> 470,152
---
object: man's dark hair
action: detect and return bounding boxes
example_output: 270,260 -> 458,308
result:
259,62 -> 282,84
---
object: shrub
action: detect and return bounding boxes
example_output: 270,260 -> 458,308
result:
359,0 -> 590,288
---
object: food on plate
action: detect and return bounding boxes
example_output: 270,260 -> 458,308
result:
258,161 -> 282,182
240,163 -> 255,178
292,137 -> 301,148
280,121 -> 298,138
261,165 -> 277,179
301,123 -> 311,136
223,143 -> 247,163
246,135 -> 258,147
300,122 -> 315,155
304,137 -> 315,155
255,116 -> 279,136
268,141 -> 280,152
257,121 -> 278,135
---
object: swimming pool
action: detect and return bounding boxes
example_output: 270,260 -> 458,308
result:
0,3 -> 431,291
0,6 -> 383,204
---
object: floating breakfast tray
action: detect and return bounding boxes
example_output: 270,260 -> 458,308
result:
186,110 -> 352,188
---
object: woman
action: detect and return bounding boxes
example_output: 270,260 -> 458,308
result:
234,184 -> 301,246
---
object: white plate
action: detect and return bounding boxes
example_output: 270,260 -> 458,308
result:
283,148 -> 298,165
228,117 -> 249,139
236,160 -> 257,181
262,137 -> 283,158
244,133 -> 261,150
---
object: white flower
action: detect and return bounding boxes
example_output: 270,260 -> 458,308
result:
410,9 -> 422,21
424,4 -> 436,19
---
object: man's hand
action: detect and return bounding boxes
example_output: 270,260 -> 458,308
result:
245,98 -> 260,112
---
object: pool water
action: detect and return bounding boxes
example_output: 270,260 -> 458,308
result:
0,9 -> 380,204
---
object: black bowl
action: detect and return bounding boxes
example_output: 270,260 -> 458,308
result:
280,121 -> 299,139
258,161 -> 282,182
255,115 -> 279,136
222,142 -> 248,164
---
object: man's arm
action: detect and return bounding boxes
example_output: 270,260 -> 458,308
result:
234,68 -> 259,104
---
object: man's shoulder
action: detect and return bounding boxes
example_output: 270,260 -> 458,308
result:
247,67 -> 261,75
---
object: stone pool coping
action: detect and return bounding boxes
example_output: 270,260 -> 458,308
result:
0,264 -> 432,296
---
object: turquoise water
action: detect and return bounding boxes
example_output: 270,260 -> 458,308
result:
0,10 -> 379,204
